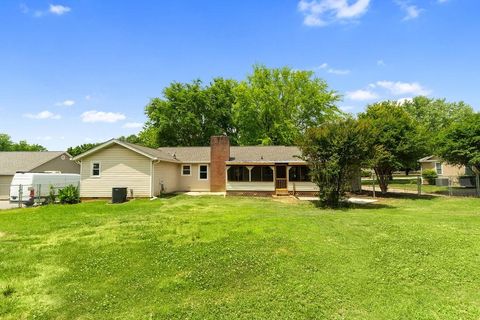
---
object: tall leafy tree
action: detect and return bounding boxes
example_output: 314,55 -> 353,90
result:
67,143 -> 101,157
142,78 -> 238,147
359,101 -> 429,194
300,118 -> 369,207
401,96 -> 474,153
0,133 -> 46,151
438,112 -> 480,172
234,65 -> 341,145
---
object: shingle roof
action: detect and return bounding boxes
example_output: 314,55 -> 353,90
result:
158,146 -> 304,163
71,139 -> 180,162
119,141 -> 180,162
230,146 -> 303,163
0,151 -> 67,175
159,147 -> 210,162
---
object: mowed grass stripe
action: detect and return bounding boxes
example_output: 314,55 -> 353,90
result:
0,195 -> 480,319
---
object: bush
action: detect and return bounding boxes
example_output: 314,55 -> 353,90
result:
422,169 -> 438,185
58,184 -> 80,204
47,185 -> 56,204
361,169 -> 372,178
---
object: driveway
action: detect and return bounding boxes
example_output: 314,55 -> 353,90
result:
0,201 -> 19,210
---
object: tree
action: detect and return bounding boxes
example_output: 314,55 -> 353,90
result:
401,96 -> 474,153
67,143 -> 101,157
0,133 -> 46,151
0,134 -> 13,151
141,78 -> 238,147
300,118 -> 369,207
438,112 -> 480,172
234,65 -> 341,145
11,140 -> 46,151
118,134 -> 143,145
359,101 -> 429,194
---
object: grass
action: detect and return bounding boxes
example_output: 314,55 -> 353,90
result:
1,195 -> 480,319
362,178 -> 454,194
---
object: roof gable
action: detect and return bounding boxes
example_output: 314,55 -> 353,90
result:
72,139 -> 179,162
0,151 -> 68,175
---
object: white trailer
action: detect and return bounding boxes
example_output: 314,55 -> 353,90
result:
9,172 -> 80,204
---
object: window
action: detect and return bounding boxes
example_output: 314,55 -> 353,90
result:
289,166 -> 310,182
435,162 -> 443,175
91,162 -> 101,177
251,166 -> 274,182
199,165 -> 208,180
181,165 -> 191,176
227,166 -> 249,182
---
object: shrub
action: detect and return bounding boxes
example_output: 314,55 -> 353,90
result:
361,169 -> 372,178
422,169 -> 438,185
58,184 -> 80,204
47,185 -> 56,204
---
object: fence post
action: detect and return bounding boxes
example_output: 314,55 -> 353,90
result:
372,172 -> 376,198
18,184 -> 22,208
37,184 -> 41,205
417,176 -> 422,195
476,174 -> 480,197
448,177 -> 453,197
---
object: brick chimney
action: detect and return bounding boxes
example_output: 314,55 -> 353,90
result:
210,136 -> 230,192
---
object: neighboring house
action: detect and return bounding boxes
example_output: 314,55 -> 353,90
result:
0,151 -> 80,199
419,155 -> 473,178
72,136 -> 361,199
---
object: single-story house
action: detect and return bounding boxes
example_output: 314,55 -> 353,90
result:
0,151 -> 80,199
419,155 -> 474,178
72,136 -> 361,199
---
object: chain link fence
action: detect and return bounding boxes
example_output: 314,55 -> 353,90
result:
362,175 -> 480,197
0,182 -> 80,207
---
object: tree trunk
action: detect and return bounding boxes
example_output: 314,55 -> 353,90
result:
374,167 -> 389,194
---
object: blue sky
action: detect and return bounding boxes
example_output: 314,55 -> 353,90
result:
0,0 -> 478,150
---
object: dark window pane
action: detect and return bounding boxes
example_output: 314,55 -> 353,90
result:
289,166 -> 310,182
227,166 -> 249,182
251,166 -> 273,182
182,165 -> 191,175
199,165 -> 208,180
276,166 -> 287,179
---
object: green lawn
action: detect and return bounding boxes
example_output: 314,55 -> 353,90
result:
1,195 -> 480,319
362,178 -> 451,194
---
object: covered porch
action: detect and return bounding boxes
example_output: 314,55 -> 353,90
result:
225,162 -> 318,196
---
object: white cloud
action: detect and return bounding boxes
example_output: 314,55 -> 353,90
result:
377,59 -> 386,66
314,63 -> 350,75
396,97 -> 414,105
346,89 -> 378,101
24,111 -> 61,120
49,4 -> 71,15
375,80 -> 431,96
81,110 -> 126,123
298,0 -> 370,27
395,1 -> 422,20
56,99 -> 75,107
21,3 -> 71,17
122,122 -> 143,129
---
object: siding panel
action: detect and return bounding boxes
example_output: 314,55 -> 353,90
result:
80,145 -> 151,198
0,175 -> 13,200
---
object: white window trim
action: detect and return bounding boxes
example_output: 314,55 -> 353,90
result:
91,161 -> 101,178
198,164 -> 209,181
181,164 -> 192,176
435,162 -> 443,175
